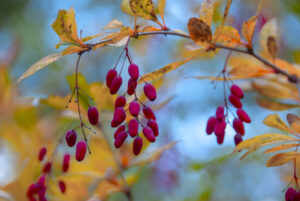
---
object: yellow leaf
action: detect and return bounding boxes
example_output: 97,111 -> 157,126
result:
267,36 -> 277,59
16,53 -> 62,84
188,17 -> 212,45
82,33 -> 104,42
213,26 -> 241,47
89,82 -> 116,111
138,48 -> 205,83
266,152 -> 300,167
51,8 -> 84,48
103,19 -> 124,30
263,114 -> 293,133
259,18 -> 278,58
256,97 -> 300,111
252,81 -> 295,99
158,0 -> 166,27
62,45 -> 89,56
274,59 -> 300,77
264,143 -> 299,153
287,113 -> 300,134
229,65 -> 271,77
199,0 -> 214,27
234,133 -> 296,152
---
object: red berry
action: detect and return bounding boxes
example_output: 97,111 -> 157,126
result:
128,119 -> 139,137
127,78 -> 137,95
27,183 -> 39,198
110,76 -> 122,94
147,120 -> 159,137
38,147 -> 47,161
30,197 -> 37,201
115,96 -> 126,109
216,106 -> 224,120
144,83 -> 157,101
236,109 -> 251,123
129,101 -> 140,117
38,185 -> 46,200
58,180 -> 66,193
114,125 -> 125,139
233,118 -> 245,135
111,108 -> 126,127
133,137 -> 143,155
206,116 -> 217,135
234,133 -> 243,146
62,153 -> 71,173
230,84 -> 244,99
106,69 -> 117,88
143,107 -> 156,120
214,120 -> 226,137
43,162 -> 52,174
114,131 -> 128,148
294,192 -> 300,201
128,64 -> 139,80
65,130 -> 77,147
285,187 -> 296,201
37,175 -> 46,187
75,141 -> 87,162
88,106 -> 99,125
229,94 -> 242,108
143,127 -> 156,142
216,131 -> 225,145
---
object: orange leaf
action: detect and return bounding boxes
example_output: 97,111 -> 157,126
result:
158,0 -> 166,27
188,17 -> 212,46
213,26 -> 241,47
252,81 -> 295,99
287,113 -> 300,134
229,64 -> 271,77
199,0 -> 214,27
266,152 -> 300,167
256,97 -> 300,111
264,143 -> 299,153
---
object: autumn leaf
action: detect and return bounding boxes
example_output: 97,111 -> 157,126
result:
51,8 -> 84,48
16,53 -> 62,84
252,81 -> 295,99
267,36 -> 277,59
287,113 -> 300,134
199,0 -> 214,27
103,19 -> 124,30
158,0 -> 166,27
121,0 -> 135,16
229,65 -> 271,77
266,152 -> 300,167
213,26 -> 241,47
256,97 -> 300,111
259,18 -> 278,58
263,114 -> 293,133
62,45 -> 90,56
82,33 -> 104,42
188,17 -> 212,45
264,143 -> 299,153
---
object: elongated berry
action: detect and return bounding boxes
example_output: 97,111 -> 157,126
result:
206,116 -> 217,135
27,183 -> 39,198
129,101 -> 140,117
229,94 -> 242,108
133,137 -> 143,155
234,133 -> 243,146
216,106 -> 224,120
216,131 -> 225,145
62,153 -> 71,173
143,127 -> 156,142
88,106 -> 99,125
115,96 -> 126,109
106,69 -> 117,88
214,120 -> 226,137
128,119 -> 139,137
110,76 -> 122,94
38,175 -> 46,187
294,192 -> 300,201
127,78 -> 137,95
144,83 -> 157,101
38,147 -> 47,161
114,125 -> 125,139
128,64 -> 139,80
230,84 -> 244,99
285,187 -> 296,201
114,131 -> 128,148
75,141 -> 87,162
111,108 -> 126,127
143,107 -> 156,120
147,120 -> 159,137
236,109 -> 251,123
43,162 -> 52,174
233,118 -> 245,135
65,130 -> 77,147
58,180 -> 66,193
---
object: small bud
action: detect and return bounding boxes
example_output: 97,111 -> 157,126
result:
230,85 -> 244,99
106,69 -> 117,88
147,120 -> 159,137
38,147 -> 47,162
75,141 -> 87,162
115,96 -> 126,109
144,83 -> 157,101
143,107 -> 156,120
229,94 -> 242,108
62,153 -> 71,173
114,125 -> 126,139
114,131 -> 128,148
143,127 -> 156,142
236,109 -> 251,123
234,133 -> 243,146
58,180 -> 66,193
65,130 -> 77,147
110,76 -> 122,95
127,78 -> 137,95
206,116 -> 217,135
43,162 -> 52,174
133,137 -> 143,155
111,108 -> 126,128
87,106 -> 99,125
129,101 -> 140,117
233,118 -> 245,135
128,64 -> 139,80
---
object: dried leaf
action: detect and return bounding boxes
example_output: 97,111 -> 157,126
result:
16,53 -> 62,84
234,133 -> 296,152
259,18 -> 278,57
256,97 -> 300,111
103,19 -> 124,30
252,81 -> 294,99
199,0 -> 214,27
82,33 -> 104,42
287,113 -> 300,134
229,65 -> 271,77
158,0 -> 166,27
266,152 -> 300,167
267,36 -> 277,59
121,0 -> 135,16
139,49 -> 204,83
263,114 -> 293,133
213,26 -> 241,47
264,143 -> 299,153
188,17 -> 212,45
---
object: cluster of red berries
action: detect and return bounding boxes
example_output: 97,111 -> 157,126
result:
285,187 -> 300,201
27,147 -> 71,200
106,63 -> 159,155
206,84 -> 251,145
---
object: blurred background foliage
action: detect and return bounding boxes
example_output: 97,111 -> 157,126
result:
0,0 -> 300,200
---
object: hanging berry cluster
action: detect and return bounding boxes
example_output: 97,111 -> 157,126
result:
285,187 -> 300,201
105,41 -> 159,155
206,84 -> 251,145
27,147 -> 71,201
